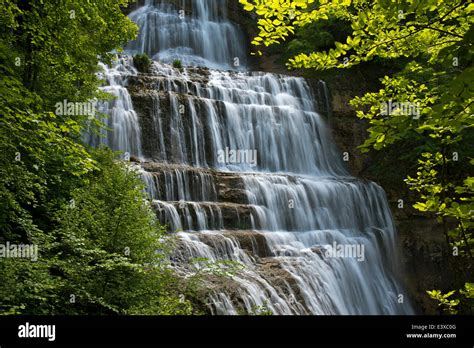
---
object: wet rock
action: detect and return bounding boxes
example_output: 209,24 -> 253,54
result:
222,231 -> 273,258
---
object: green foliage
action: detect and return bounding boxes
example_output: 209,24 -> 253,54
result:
1,13 -> 101,314
52,147 -> 204,315
189,257 -> 246,278
0,148 -> 201,315
0,0 -> 137,112
426,289 -> 460,314
460,282 -> 474,299
133,53 -> 152,73
173,59 -> 183,70
427,283 -> 474,314
0,72 -> 96,244
0,0 -> 204,316
249,302 -> 273,316
0,0 -> 139,244
276,19 -> 352,63
129,293 -> 194,316
241,0 -> 472,69
235,299 -> 273,315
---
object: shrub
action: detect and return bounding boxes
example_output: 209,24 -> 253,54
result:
133,53 -> 152,73
172,59 -> 183,70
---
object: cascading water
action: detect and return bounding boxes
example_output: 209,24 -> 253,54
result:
126,0 -> 247,70
84,57 -> 143,157
90,0 -> 413,314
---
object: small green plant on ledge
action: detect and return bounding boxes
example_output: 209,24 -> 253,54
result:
173,59 -> 183,70
133,53 -> 152,73
250,302 -> 273,316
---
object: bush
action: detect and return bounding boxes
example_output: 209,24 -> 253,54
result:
133,53 -> 152,73
0,147 -> 198,315
50,147 -> 194,314
172,59 -> 183,70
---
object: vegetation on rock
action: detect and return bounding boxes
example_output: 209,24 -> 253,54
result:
133,53 -> 152,73
173,59 -> 183,70
241,0 -> 473,314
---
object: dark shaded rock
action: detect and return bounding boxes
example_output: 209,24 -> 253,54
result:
396,214 -> 473,314
217,188 -> 248,205
130,155 -> 142,163
222,231 -> 273,258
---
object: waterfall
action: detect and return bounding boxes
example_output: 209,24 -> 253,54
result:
89,0 -> 413,314
84,57 -> 143,157
126,0 -> 247,70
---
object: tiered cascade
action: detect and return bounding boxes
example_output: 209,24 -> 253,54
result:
87,0 -> 413,315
